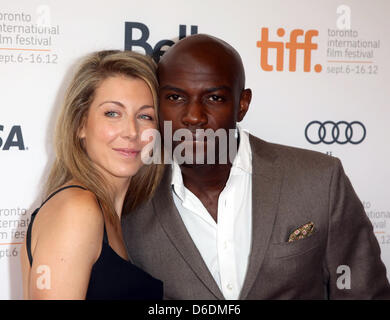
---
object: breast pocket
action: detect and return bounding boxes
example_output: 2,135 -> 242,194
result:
271,230 -> 322,259
264,231 -> 324,288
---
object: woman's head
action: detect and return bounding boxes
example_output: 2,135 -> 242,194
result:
47,50 -> 164,220
79,73 -> 156,182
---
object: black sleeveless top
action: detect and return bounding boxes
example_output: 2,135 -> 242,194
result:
26,185 -> 163,300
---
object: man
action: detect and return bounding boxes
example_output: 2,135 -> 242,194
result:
122,34 -> 390,299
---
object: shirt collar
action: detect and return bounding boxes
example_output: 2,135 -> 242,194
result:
232,124 -> 252,174
171,155 -> 186,201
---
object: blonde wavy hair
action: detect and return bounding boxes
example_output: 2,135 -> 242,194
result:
46,50 -> 164,222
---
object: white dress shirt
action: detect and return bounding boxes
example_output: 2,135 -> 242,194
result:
171,125 -> 252,300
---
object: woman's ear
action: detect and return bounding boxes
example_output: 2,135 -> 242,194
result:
78,116 -> 87,139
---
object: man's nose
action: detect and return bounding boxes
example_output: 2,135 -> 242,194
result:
181,101 -> 207,126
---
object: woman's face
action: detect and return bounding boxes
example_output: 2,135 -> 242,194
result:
79,75 -> 156,184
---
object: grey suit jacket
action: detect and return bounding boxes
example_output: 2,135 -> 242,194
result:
121,135 -> 390,299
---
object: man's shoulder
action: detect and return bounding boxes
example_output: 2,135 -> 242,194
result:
248,134 -> 340,171
122,195 -> 155,222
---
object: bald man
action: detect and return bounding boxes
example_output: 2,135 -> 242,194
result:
122,34 -> 390,299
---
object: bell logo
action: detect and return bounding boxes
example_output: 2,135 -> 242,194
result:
257,28 -> 322,73
124,22 -> 198,62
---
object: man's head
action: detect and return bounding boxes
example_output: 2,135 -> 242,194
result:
157,34 -> 251,165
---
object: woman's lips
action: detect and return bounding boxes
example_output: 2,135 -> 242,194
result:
113,148 -> 140,158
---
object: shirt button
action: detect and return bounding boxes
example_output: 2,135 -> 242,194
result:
227,283 -> 233,290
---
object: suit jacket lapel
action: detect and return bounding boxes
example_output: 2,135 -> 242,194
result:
239,135 -> 284,299
153,166 -> 225,300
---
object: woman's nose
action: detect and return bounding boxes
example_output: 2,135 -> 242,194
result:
122,117 -> 138,141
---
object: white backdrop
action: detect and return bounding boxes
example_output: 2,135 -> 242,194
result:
0,0 -> 389,299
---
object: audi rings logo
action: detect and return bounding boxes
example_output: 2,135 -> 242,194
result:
305,121 -> 366,145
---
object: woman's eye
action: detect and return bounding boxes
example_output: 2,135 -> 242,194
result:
139,114 -> 154,121
104,111 -> 119,118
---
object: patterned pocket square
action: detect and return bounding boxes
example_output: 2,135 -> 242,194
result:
288,221 -> 315,242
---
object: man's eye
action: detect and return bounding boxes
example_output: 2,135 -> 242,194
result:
104,111 -> 119,117
208,95 -> 223,102
167,94 -> 182,101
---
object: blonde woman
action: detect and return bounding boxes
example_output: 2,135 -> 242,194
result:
20,50 -> 164,299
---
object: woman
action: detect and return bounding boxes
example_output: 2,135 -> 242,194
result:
20,50 -> 164,299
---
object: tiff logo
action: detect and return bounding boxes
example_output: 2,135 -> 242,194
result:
256,28 -> 322,72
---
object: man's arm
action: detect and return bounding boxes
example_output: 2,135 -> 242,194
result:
325,158 -> 390,299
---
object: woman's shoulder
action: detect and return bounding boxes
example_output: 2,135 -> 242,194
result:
32,184 -> 105,257
39,185 -> 103,225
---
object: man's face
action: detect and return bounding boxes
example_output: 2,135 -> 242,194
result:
158,55 -> 244,165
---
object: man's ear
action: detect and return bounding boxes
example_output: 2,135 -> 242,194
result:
237,88 -> 252,122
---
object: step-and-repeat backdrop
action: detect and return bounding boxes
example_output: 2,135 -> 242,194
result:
0,0 -> 389,299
